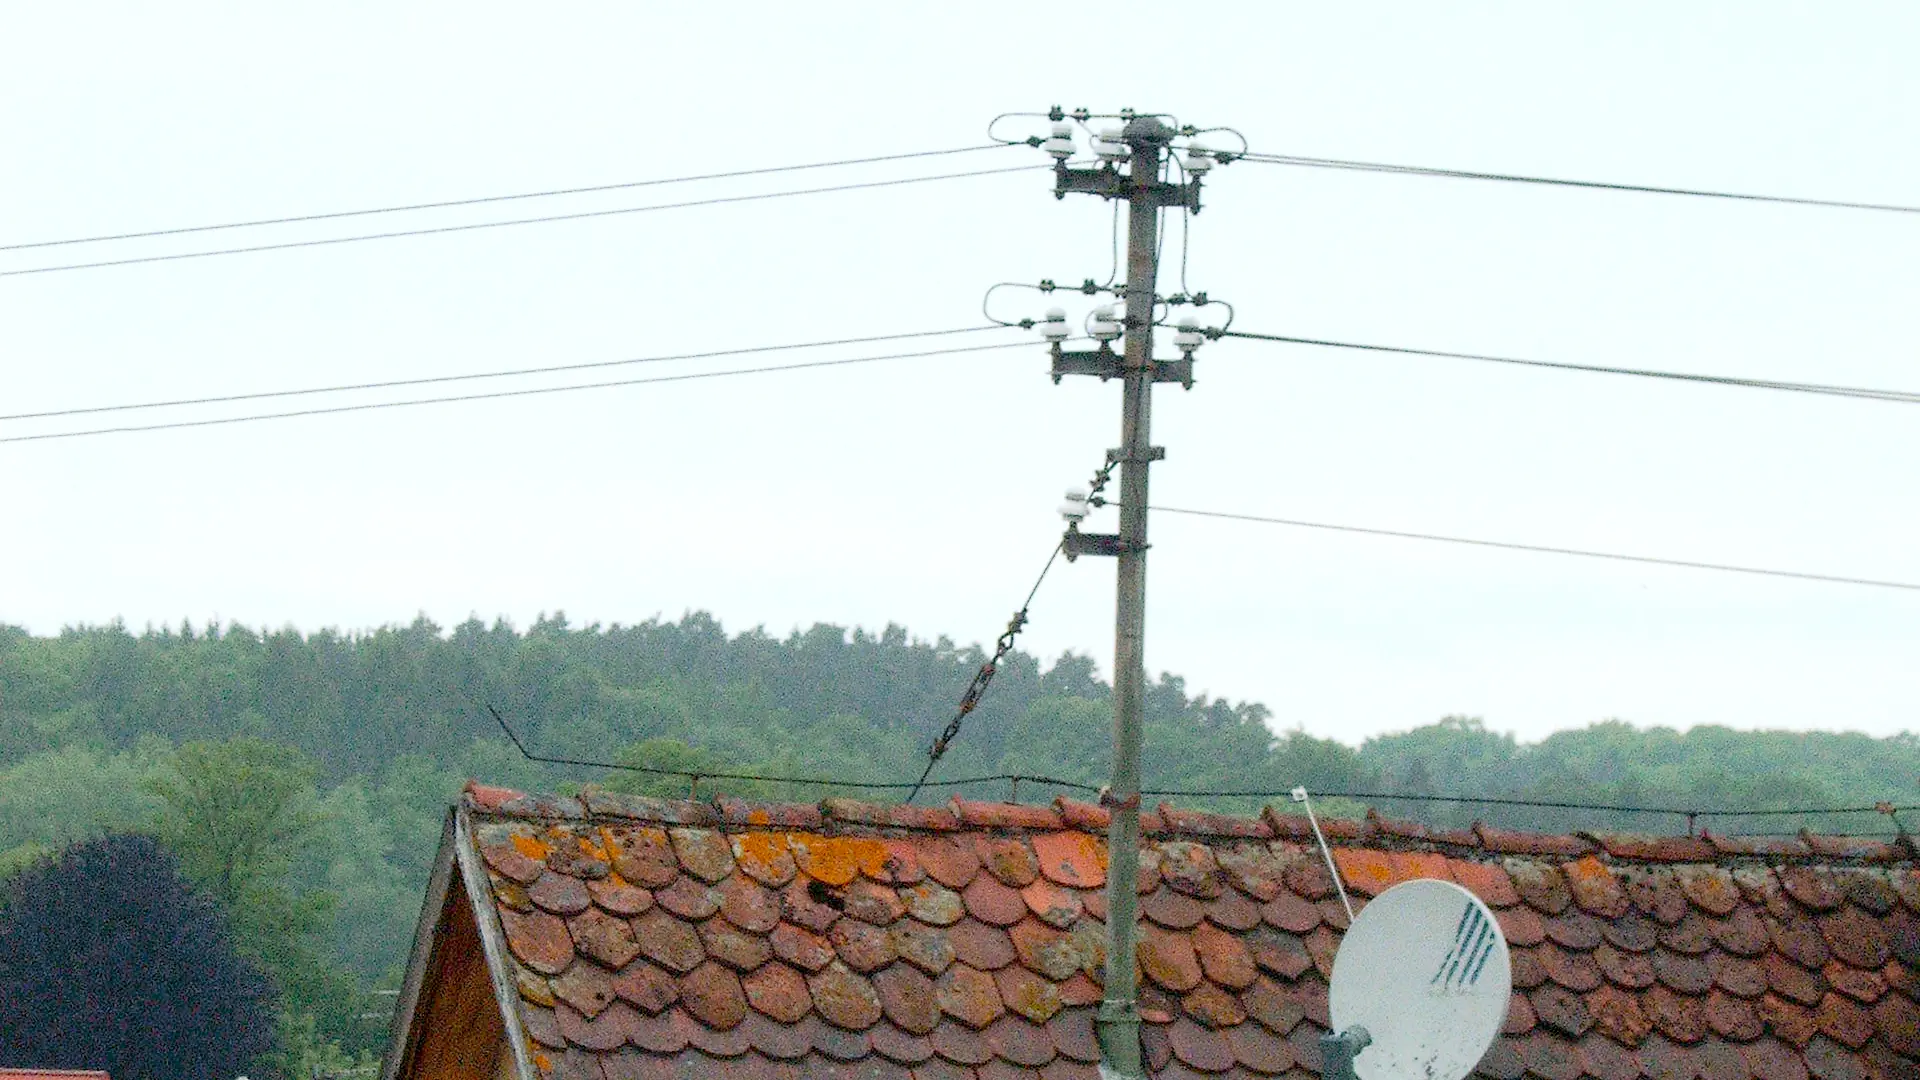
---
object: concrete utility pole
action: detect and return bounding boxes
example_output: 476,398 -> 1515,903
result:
1046,109 -> 1205,1080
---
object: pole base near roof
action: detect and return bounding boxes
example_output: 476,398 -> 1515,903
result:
1095,998 -> 1144,1079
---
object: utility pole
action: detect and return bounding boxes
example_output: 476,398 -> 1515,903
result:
1044,108 -> 1208,1080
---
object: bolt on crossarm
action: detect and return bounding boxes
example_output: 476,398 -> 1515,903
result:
1043,110 -> 1199,1080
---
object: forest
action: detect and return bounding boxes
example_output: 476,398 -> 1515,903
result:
1,613 -> 1914,1070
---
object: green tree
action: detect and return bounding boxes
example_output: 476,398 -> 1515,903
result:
146,736 -> 375,1066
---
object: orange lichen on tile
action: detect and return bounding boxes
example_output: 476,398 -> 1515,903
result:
1330,848 -> 1396,897
730,830 -> 793,877
1031,830 -> 1107,889
788,833 -> 891,887
1563,855 -> 1630,918
509,832 -> 552,862
596,826 -> 625,861
1386,850 -> 1453,885
572,831 -> 612,865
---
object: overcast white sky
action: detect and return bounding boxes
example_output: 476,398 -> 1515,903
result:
3,4 -> 1916,746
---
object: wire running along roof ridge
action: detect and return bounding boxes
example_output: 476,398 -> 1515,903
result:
460,782 -> 1919,867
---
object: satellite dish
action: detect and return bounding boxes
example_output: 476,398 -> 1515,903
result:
1328,878 -> 1511,1080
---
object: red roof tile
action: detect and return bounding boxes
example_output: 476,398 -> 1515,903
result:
445,783 -> 1920,1079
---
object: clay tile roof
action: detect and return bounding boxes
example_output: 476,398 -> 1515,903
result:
435,781 -> 1920,1079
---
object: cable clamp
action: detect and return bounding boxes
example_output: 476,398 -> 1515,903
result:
1097,787 -> 1141,811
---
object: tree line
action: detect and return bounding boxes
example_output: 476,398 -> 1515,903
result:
0,614 -> 1912,1071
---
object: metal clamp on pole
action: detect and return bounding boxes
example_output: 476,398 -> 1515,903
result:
1320,1026 -> 1372,1080
1063,526 -> 1126,561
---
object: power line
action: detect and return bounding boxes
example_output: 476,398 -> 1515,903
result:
0,165 -> 1049,279
483,705 -> 1098,796
1135,504 -> 1920,593
0,144 -> 1013,253
1237,151 -> 1920,215
480,701 -> 1913,832
0,339 -> 1039,445
1219,330 -> 1920,404
0,325 -> 1012,422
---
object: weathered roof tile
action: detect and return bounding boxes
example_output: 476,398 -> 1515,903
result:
503,908 -> 577,975
962,875 -> 1028,928
767,922 -> 833,973
451,791 -> 1920,1080
891,921 -> 956,976
633,908 -> 706,974
731,833 -> 797,888
841,879 -> 907,928
935,965 -> 1004,1031
717,875 -> 781,934
552,962 -> 619,1019
830,919 -> 898,973
994,964 -> 1063,1024
1139,927 -> 1204,992
1020,878 -> 1084,930
874,964 -> 942,1035
1589,983 -> 1652,1046
737,1013 -> 808,1060
571,907 -> 643,970
918,837 -> 982,891
1477,825 -> 1596,858
868,1021 -> 934,1064
700,919 -> 774,973
713,797 -> 822,832
810,962 -> 884,1030
1706,988 -> 1765,1042
1814,992 -> 1876,1050
1141,887 -> 1206,930
611,961 -> 680,1015
611,828 -> 679,889
741,963 -> 810,1024
588,877 -> 653,917
951,797 -> 1063,832
680,962 -> 748,1031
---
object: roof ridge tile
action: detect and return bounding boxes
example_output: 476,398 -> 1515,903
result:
578,788 -> 716,826
1476,823 -> 1599,858
460,785 -> 1918,870
1157,803 -> 1274,840
1584,832 -> 1720,863
822,797 -> 959,832
949,797 -> 1065,831
713,797 -> 824,831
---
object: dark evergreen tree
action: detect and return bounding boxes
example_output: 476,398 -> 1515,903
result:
0,834 -> 277,1080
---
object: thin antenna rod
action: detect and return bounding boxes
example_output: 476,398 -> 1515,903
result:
1293,786 -> 1356,922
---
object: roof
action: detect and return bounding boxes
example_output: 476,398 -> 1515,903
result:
401,781 -> 1920,1080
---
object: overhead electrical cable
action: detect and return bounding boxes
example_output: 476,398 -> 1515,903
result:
0,325 -> 1013,422
1134,504 -> 1920,593
0,144 -> 1015,253
484,705 -> 1099,796
1219,330 -> 1920,404
482,704 -> 1912,829
1237,151 -> 1920,215
0,339 -> 1042,445
0,164 -> 1050,279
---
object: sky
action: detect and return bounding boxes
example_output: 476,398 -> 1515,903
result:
2,4 -> 1917,747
